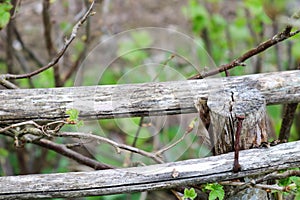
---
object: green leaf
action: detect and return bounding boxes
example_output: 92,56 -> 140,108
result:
66,109 -> 79,121
279,177 -> 292,186
183,188 -> 197,200
182,0 -> 209,33
65,109 -> 84,128
0,0 -> 13,30
290,176 -> 300,186
205,183 -> 225,200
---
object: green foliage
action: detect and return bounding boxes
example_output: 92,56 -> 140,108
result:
0,0 -> 12,30
182,1 -> 228,63
32,69 -> 55,88
291,176 -> 300,200
66,108 -> 79,121
204,183 -> 225,200
267,105 -> 282,133
117,31 -> 153,63
182,0 -> 209,33
66,109 -> 84,128
183,188 -> 197,200
182,0 -> 274,66
278,172 -> 300,198
244,0 -> 271,26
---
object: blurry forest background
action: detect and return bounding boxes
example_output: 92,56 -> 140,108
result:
0,0 -> 299,199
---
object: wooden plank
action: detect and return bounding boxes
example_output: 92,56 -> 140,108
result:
0,141 -> 299,199
1,70 -> 300,124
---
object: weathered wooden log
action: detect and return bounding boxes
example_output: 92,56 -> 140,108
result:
0,70 -> 300,124
198,86 -> 269,198
206,87 -> 268,155
0,141 -> 299,199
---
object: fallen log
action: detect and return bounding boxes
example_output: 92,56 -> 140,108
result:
0,141 -> 299,199
1,70 -> 299,124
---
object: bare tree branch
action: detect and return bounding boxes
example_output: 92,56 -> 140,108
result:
279,103 -> 298,141
220,181 -> 296,192
0,141 -> 298,199
31,137 -> 113,170
1,0 -> 95,81
55,132 -> 164,164
252,170 -> 300,184
42,0 -> 62,87
189,26 -> 300,79
61,0 -> 93,84
12,24 -> 45,67
0,128 -> 113,170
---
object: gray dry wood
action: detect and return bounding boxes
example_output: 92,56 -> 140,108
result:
0,141 -> 299,199
1,70 -> 300,124
207,87 -> 268,154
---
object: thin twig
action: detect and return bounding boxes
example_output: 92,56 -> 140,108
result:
155,118 -> 196,157
2,0 -> 95,80
252,170 -> 300,184
220,181 -> 296,192
272,22 -> 282,71
129,116 -> 144,161
189,27 -> 300,79
0,78 -> 18,89
0,119 -> 164,163
13,50 -> 35,87
127,54 -> 176,163
0,121 -> 114,170
5,5 -> 15,75
0,125 -> 113,170
56,132 -> 164,164
13,24 -> 45,67
0,121 -> 42,133
42,0 -> 61,87
61,0 -> 92,84
222,169 -> 300,194
42,0 -> 56,57
29,136 -> 113,170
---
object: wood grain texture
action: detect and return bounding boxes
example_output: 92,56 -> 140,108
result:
207,87 -> 268,154
0,141 -> 299,199
1,70 -> 300,124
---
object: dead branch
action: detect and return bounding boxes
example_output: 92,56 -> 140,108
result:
55,132 -> 164,164
0,141 -> 298,199
1,70 -> 299,124
189,24 -> 300,79
0,0 -> 95,81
